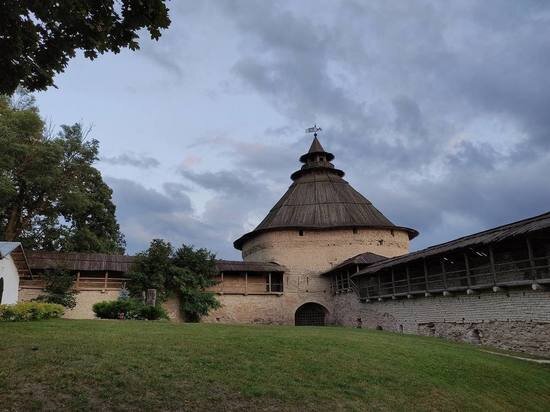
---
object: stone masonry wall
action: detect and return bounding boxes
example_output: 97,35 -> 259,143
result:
242,228 -> 410,273
19,288 -> 118,319
333,288 -> 550,355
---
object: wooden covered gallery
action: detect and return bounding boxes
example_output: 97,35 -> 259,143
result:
19,252 -> 286,297
323,252 -> 387,295
327,212 -> 550,300
213,260 -> 285,295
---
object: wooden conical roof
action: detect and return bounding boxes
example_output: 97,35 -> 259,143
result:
234,137 -> 418,250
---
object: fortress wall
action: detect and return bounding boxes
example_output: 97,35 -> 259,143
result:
18,288 -> 118,319
333,288 -> 550,355
202,290 -> 335,325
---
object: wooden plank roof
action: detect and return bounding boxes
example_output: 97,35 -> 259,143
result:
26,251 -> 284,275
353,211 -> 550,277
234,137 -> 418,250
26,251 -> 136,273
321,252 -> 388,276
215,260 -> 285,273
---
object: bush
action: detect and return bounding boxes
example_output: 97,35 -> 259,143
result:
33,270 -> 77,308
0,302 -> 64,321
92,299 -> 168,320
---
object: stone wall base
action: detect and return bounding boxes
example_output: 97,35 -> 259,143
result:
332,288 -> 550,356
417,321 -> 550,355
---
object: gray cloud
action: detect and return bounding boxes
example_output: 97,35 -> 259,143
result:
59,1 -> 550,257
106,177 -> 240,258
102,153 -> 160,169
215,1 -> 550,249
179,167 -> 281,243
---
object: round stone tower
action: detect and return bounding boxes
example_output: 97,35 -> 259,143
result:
231,136 -> 418,325
234,136 -> 418,274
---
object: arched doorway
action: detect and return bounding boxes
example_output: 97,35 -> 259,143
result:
0,277 -> 4,304
295,302 -> 328,326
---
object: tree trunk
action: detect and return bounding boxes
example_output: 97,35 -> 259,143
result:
3,207 -> 21,241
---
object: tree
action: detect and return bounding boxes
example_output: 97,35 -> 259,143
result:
0,91 -> 125,253
127,239 -> 175,299
128,240 -> 220,322
171,244 -> 221,322
0,0 -> 171,95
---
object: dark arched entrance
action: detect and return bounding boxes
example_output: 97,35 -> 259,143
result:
295,302 -> 328,326
0,277 -> 3,304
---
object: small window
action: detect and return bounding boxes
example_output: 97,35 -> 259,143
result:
299,230 -> 304,236
353,228 -> 358,234
266,273 -> 284,293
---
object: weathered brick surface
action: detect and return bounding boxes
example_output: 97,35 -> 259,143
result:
333,288 -> 550,355
242,228 -> 410,274
418,321 -> 550,355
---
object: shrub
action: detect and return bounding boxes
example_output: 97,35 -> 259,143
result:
92,299 -> 168,320
33,270 -> 77,308
0,302 -> 64,321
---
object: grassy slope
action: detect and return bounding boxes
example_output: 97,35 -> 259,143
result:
0,320 -> 549,411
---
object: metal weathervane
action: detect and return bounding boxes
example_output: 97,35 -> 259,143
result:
305,124 -> 322,138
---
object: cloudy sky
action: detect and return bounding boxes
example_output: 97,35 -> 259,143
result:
36,1 -> 550,258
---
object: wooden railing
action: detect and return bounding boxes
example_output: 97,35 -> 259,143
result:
19,274 -> 129,292
356,254 -> 550,301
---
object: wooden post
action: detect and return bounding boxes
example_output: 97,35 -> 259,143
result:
244,272 -> 248,295
391,268 -> 396,296
489,245 -> 497,285
220,271 -> 224,293
347,271 -> 351,291
441,260 -> 448,290
268,272 -> 272,293
423,259 -> 429,291
103,271 -> 108,292
76,271 -> 81,290
526,237 -> 536,281
464,253 -> 472,287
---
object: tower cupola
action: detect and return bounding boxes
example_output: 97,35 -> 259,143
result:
291,136 -> 344,180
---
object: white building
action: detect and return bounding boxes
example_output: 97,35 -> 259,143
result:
0,242 -> 30,304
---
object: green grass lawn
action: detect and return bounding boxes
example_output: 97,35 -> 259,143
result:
1,320 -> 549,411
